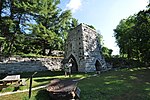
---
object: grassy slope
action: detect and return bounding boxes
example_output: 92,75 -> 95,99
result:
79,67 -> 150,100
0,67 -> 150,100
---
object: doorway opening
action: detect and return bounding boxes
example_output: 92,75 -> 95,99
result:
95,60 -> 101,71
68,54 -> 78,73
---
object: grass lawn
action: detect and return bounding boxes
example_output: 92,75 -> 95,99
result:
0,71 -> 89,93
0,67 -> 150,100
78,67 -> 150,100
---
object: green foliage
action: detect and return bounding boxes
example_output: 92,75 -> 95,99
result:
0,37 -> 5,41
102,46 -> 113,58
86,24 -> 96,30
114,7 -> 150,66
96,32 -> 104,46
0,0 -> 78,56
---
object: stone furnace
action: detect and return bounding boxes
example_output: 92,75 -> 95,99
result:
64,23 -> 106,72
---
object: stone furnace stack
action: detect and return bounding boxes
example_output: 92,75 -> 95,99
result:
64,23 -> 106,72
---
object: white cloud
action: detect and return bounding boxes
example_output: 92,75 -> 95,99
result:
66,0 -> 82,13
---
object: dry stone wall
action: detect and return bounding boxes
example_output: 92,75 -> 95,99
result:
0,57 -> 63,74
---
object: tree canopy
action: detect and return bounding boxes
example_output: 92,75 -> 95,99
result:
0,0 -> 78,56
114,6 -> 150,65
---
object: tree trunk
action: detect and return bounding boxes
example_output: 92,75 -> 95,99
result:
42,40 -> 46,55
0,0 -> 2,20
0,42 -> 3,54
0,0 -> 3,34
0,0 -> 2,54
8,38 -> 13,55
47,48 -> 52,56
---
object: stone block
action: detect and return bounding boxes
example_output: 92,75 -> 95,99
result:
0,57 -> 63,74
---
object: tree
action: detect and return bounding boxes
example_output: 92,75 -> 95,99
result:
0,36 -> 5,54
28,0 -> 78,55
102,46 -> 113,58
0,0 -> 32,55
133,9 -> 150,64
114,6 -> 150,65
114,16 -> 136,59
0,0 -> 78,56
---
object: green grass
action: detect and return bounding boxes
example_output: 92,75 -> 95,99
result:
78,67 -> 150,100
0,89 -> 51,100
0,67 -> 150,100
0,71 -> 89,93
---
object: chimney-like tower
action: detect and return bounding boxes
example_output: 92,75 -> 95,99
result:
64,23 -> 106,72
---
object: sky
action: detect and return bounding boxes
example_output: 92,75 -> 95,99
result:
59,0 -> 149,55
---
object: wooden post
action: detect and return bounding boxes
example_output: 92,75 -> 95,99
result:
29,72 -> 37,99
29,76 -> 32,98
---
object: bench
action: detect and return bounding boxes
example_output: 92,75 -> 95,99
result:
47,79 -> 80,100
2,75 -> 21,86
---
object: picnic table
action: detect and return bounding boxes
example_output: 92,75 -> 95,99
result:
47,79 -> 80,100
2,75 -> 20,85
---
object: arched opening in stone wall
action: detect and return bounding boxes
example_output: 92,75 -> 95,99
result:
68,54 -> 78,73
95,60 -> 101,71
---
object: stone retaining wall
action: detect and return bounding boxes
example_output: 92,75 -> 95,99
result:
0,57 -> 63,74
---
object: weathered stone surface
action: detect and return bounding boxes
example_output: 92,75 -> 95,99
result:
64,23 -> 107,72
0,57 -> 63,74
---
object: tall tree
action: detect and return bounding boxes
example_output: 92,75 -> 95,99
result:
0,0 -> 32,55
114,16 -> 136,59
114,6 -> 150,65
30,0 -> 76,55
0,0 -> 78,56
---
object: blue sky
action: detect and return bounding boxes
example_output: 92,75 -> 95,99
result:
59,0 -> 149,55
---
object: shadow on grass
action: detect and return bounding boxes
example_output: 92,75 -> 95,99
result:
34,78 -> 56,82
20,71 -> 64,78
0,85 -> 9,92
35,89 -> 53,100
78,67 -> 150,100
